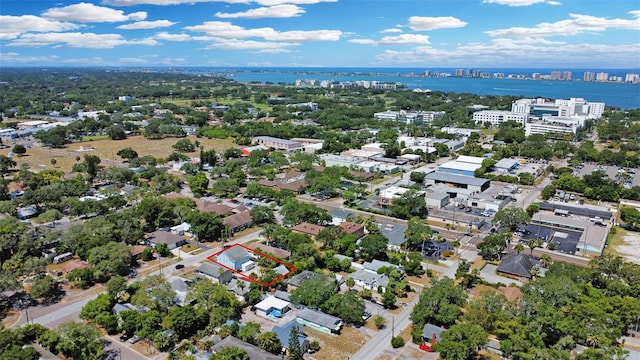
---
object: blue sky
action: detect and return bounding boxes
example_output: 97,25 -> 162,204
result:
1,0 -> 639,68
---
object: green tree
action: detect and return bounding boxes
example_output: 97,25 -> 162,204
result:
249,205 -> 275,225
476,232 -> 509,260
382,289 -> 396,309
106,275 -> 128,300
492,207 -> 531,231
87,241 -> 132,282
56,322 -> 104,360
238,321 -> 261,344
358,233 -> 388,262
390,189 -> 428,219
435,323 -> 488,360
290,274 -> 337,309
28,275 -> 59,301
80,293 -> 113,322
322,291 -> 366,325
0,155 -> 17,176
186,211 -> 224,242
106,125 -> 126,140
187,172 -> 209,197
117,147 -> 138,160
374,315 -> 386,329
256,331 -> 282,355
404,217 -> 432,249
172,139 -> 195,152
210,347 -> 249,360
541,184 -> 557,200
12,144 -> 26,156
168,305 -> 207,339
288,325 -> 304,360
526,203 -> 540,217
391,336 -> 405,348
410,278 -> 466,342
155,243 -> 171,257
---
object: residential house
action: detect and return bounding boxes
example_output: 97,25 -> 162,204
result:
170,222 -> 191,236
196,261 -> 233,285
363,259 -> 404,276
240,144 -> 268,156
288,270 -> 336,290
498,286 -> 524,303
223,212 -> 253,234
349,269 -> 390,292
254,296 -> 290,318
129,245 -> 148,260
339,221 -> 366,239
225,279 -> 251,302
216,246 -> 251,271
194,199 -> 233,216
496,253 -> 543,280
145,230 -> 187,250
273,320 -> 310,354
379,223 -> 408,251
170,278 -> 189,306
247,243 -> 291,260
329,209 -> 354,225
422,323 -> 445,343
62,260 -> 89,275
292,222 -> 325,237
296,309 -> 343,334
257,171 -> 307,192
212,336 -> 281,360
273,290 -> 291,302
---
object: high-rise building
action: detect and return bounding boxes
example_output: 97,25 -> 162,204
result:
596,72 -> 609,81
583,72 -> 595,81
563,71 -> 572,81
455,69 -> 464,77
625,73 -> 639,83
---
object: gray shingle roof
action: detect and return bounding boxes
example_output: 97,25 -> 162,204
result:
497,253 -> 539,279
297,309 -> 342,330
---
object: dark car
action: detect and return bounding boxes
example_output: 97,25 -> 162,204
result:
175,264 -> 185,270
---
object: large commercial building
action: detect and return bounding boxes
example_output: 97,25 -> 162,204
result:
374,110 -> 446,124
512,98 -> 605,119
251,136 -> 302,151
472,110 -> 529,126
525,116 -> 585,137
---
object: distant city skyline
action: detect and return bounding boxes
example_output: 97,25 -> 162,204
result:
1,0 -> 639,68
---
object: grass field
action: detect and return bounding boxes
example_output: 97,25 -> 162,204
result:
0,135 -> 236,175
81,134 -> 110,142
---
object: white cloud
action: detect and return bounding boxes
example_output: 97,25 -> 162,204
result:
408,16 -> 468,31
204,39 -> 297,50
373,38 -> 640,68
486,12 -> 640,38
348,39 -> 377,45
154,32 -> 192,41
0,52 -> 60,64
0,15 -> 79,40
104,0 -> 247,5
256,48 -> 293,53
215,5 -> 305,19
349,34 -> 430,45
42,3 -> 147,23
482,0 -> 559,6
255,0 -> 337,5
8,32 -> 158,48
185,21 -> 342,42
117,20 -> 177,29
381,28 -> 403,33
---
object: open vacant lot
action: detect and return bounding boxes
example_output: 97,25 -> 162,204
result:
1,135 -> 235,174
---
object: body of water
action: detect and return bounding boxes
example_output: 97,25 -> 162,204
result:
194,67 -> 640,110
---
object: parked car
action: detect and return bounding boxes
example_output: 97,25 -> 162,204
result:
128,335 -> 140,344
175,264 -> 184,270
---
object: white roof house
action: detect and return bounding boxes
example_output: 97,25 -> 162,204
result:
254,296 -> 291,317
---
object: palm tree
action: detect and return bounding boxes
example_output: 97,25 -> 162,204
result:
256,331 -> 282,355
530,265 -> 541,279
514,243 -> 525,254
540,254 -> 552,268
527,239 -> 539,255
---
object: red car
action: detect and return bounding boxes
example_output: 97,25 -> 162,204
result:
419,343 -> 434,352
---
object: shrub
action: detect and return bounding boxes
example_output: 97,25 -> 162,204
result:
391,336 -> 405,348
442,250 -> 454,258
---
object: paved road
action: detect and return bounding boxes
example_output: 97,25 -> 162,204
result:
350,234 -> 480,360
13,229 -> 263,358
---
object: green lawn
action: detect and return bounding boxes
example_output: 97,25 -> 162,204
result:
81,134 -> 110,142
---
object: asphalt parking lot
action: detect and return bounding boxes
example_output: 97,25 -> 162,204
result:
520,223 -> 582,255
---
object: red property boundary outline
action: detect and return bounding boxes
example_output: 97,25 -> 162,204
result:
206,243 -> 297,287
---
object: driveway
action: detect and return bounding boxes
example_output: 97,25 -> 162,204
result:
479,264 -> 522,287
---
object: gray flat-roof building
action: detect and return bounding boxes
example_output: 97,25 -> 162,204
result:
424,172 -> 490,193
